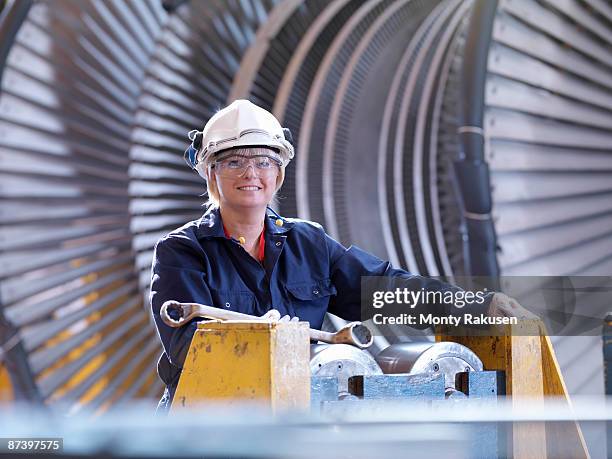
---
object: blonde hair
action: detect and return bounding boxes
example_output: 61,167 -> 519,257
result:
203,147 -> 285,209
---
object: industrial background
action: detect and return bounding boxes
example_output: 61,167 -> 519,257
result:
0,0 -> 610,425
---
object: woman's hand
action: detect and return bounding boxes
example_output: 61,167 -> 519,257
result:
488,292 -> 539,319
279,315 -> 300,323
262,309 -> 299,322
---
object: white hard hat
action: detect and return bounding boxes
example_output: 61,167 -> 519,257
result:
186,100 -> 294,180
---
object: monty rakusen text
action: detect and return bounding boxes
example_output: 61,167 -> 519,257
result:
370,287 -> 518,326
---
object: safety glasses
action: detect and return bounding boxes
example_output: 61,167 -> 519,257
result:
212,155 -> 281,178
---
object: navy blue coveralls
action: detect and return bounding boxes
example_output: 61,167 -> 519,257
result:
150,207 -> 492,411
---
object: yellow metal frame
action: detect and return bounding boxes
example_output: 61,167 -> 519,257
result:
438,320 -> 590,459
171,320 -> 310,413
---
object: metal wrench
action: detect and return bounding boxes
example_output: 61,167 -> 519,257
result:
160,300 -> 373,349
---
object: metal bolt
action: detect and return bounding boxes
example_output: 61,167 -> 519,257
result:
313,289 -> 319,295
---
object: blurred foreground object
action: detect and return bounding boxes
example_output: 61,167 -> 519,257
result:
0,397 -> 609,459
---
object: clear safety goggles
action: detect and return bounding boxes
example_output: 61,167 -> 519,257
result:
212,155 -> 281,178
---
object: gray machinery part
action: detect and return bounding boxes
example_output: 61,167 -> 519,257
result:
310,343 -> 382,397
376,342 -> 483,396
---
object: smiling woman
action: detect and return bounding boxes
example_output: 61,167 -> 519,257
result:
148,99 -> 523,414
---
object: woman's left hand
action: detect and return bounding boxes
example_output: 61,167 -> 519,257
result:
278,314 -> 300,323
262,309 -> 299,322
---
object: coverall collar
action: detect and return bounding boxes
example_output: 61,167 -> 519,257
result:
195,206 -> 293,240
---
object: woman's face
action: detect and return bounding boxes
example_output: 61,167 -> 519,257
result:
213,154 -> 280,210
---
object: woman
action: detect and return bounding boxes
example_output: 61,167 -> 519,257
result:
150,100 -> 528,412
